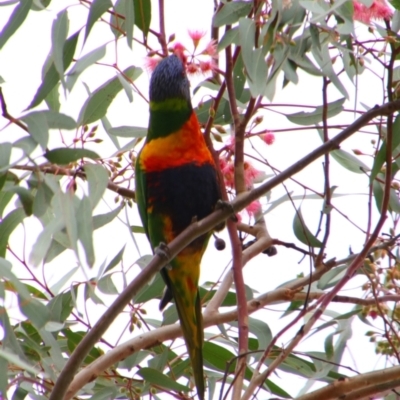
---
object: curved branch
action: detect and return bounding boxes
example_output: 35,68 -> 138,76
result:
294,366 -> 400,400
50,99 -> 400,400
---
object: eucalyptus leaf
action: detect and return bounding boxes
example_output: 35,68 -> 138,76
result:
84,164 -> 109,209
28,31 -> 79,109
293,207 -> 322,248
44,148 -> 100,164
85,0 -> 112,41
213,1 -> 253,27
78,66 -> 141,125
51,10 -> 69,79
0,0 -> 32,50
77,196 -> 95,267
286,98 -> 345,125
137,367 -> 189,392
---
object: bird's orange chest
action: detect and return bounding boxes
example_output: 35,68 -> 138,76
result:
139,113 -> 214,172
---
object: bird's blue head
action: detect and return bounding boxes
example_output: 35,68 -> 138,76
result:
149,55 -> 191,104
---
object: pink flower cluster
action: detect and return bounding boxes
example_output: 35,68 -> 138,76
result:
262,131 -> 275,145
219,158 -> 262,217
353,0 -> 393,24
145,30 -> 218,76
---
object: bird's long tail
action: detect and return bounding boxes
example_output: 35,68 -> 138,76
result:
174,290 -> 204,400
160,251 -> 205,400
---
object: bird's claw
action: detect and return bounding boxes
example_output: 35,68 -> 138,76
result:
155,242 -> 171,261
216,200 -> 238,223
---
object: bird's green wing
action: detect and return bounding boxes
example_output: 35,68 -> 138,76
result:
134,154 -> 150,239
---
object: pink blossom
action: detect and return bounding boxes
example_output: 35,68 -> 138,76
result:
221,159 -> 235,188
262,131 -> 275,145
144,56 -> 161,72
188,29 -> 206,48
243,161 -> 262,188
246,200 -> 261,216
172,42 -> 187,64
201,39 -> 218,58
353,0 -> 393,24
199,59 -> 218,73
186,62 -> 199,75
220,158 -> 262,189
226,136 -> 235,153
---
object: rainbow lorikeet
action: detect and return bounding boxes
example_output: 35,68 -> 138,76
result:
135,55 -> 222,399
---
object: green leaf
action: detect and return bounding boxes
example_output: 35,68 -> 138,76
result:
133,0 -> 151,34
393,0 -> 400,10
137,367 -> 189,392
324,332 -> 334,359
203,341 -> 236,373
97,274 -> 119,294
11,387 -> 29,400
371,114 -> 400,182
31,0 -> 51,11
0,191 -> 14,218
0,356 -> 6,397
0,348 -> 40,375
0,208 -> 25,257
0,0 -> 32,50
317,265 -> 347,290
93,203 -> 124,229
248,317 -> 272,351
50,267 -> 79,295
133,272 -> 164,303
85,280 -> 104,304
30,214 -> 64,267
66,45 -> 107,90
44,148 -> 100,164
23,110 -> 76,130
264,379 -> 291,398
0,142 -> 12,168
239,18 -> 265,97
293,207 -> 323,248
104,245 -> 125,274
118,350 -> 152,370
32,179 -> 54,218
218,27 -> 239,51
85,0 -> 112,41
117,72 -> 134,102
89,386 -> 119,400
51,10 -> 69,79
84,164 -> 109,209
64,330 -> 104,364
311,41 -> 348,98
213,1 -> 252,27
59,192 -> 78,255
38,327 -> 65,371
22,111 -> 49,149
0,258 -> 51,328
110,0 -> 126,37
108,125 -> 147,137
7,186 -> 34,216
27,31 -> 79,109
77,196 -> 95,267
131,225 -> 145,233
331,149 -> 369,174
78,65 -> 141,125
13,136 -> 38,155
125,0 -> 134,48
286,98 -> 345,125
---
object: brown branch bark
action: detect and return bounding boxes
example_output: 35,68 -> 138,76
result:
294,366 -> 400,400
49,99 -> 400,400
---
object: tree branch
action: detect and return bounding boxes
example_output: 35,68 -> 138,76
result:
50,99 -> 400,400
294,366 -> 400,400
